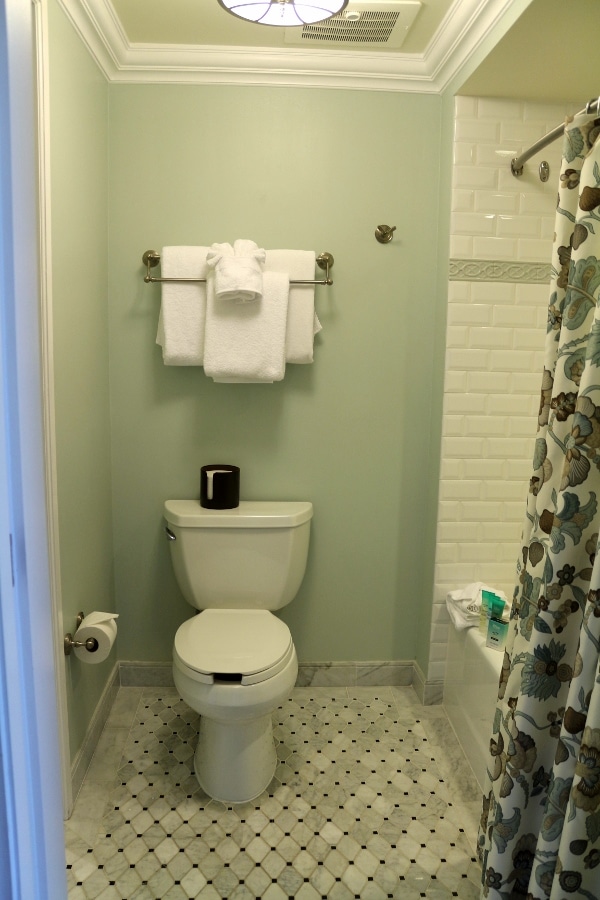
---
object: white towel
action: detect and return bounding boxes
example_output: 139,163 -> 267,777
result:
156,246 -> 209,365
204,271 -> 289,383
206,239 -> 265,303
265,250 -> 322,363
445,582 -> 507,631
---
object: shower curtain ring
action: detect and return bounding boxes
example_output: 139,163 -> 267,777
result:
585,97 -> 600,114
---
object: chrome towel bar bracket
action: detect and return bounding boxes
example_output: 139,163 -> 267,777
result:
142,250 -> 334,286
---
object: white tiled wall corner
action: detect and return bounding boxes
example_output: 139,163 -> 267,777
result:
430,97 -> 578,685
449,96 -> 578,263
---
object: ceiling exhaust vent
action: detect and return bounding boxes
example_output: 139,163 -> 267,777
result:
284,1 -> 421,48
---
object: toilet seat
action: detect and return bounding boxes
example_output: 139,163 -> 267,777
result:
174,609 -> 294,686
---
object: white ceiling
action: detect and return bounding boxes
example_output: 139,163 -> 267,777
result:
58,0 -> 522,92
60,0 -> 599,102
110,0 -> 453,53
459,0 -> 599,102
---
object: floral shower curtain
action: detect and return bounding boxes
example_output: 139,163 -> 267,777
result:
479,112 -> 600,898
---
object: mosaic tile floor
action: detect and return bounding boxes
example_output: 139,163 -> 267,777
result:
64,686 -> 483,899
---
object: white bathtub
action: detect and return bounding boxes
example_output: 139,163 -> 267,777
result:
444,625 -> 503,791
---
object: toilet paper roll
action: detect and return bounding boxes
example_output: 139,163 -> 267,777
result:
73,611 -> 119,664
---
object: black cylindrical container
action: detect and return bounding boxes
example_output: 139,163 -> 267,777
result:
200,464 -> 240,509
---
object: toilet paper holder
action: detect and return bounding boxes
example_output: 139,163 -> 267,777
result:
64,611 -> 99,656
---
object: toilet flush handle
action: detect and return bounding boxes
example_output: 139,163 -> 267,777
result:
165,526 -> 176,541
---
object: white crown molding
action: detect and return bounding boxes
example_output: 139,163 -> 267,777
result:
56,0 -> 123,77
111,43 -> 434,91
423,0 -> 519,91
57,0 -> 520,91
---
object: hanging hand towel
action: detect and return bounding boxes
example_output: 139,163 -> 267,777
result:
265,249 -> 322,363
206,239 -> 266,303
156,246 -> 209,365
203,271 -> 289,382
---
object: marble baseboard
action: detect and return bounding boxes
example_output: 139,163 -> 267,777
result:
413,660 -> 444,706
70,661 -> 119,809
119,661 -> 175,687
119,659 -> 415,688
297,660 -> 414,687
118,659 -> 443,700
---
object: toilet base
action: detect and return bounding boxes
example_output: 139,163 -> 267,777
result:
194,712 -> 277,803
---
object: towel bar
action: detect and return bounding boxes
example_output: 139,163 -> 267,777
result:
142,250 -> 334,286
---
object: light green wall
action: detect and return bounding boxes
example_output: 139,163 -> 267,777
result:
48,0 -> 115,762
45,0 -> 539,767
108,84 -> 446,663
45,0 -> 553,767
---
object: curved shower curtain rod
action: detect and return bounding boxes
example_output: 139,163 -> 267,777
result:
511,96 -> 600,177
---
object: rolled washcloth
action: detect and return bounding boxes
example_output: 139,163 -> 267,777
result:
203,271 -> 289,383
206,239 -> 266,303
156,246 -> 209,365
265,249 -> 322,363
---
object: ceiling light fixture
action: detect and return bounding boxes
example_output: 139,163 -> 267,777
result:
218,0 -> 349,27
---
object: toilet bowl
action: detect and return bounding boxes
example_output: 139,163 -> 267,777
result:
173,610 -> 298,802
164,500 -> 312,803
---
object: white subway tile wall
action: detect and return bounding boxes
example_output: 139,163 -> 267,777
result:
430,96 -> 578,685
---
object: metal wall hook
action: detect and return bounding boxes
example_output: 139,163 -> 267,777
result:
375,225 -> 396,244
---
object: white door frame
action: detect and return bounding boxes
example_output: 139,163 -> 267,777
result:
33,0 -> 73,818
0,0 -> 68,896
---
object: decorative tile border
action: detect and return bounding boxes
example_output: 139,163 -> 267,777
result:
449,258 -> 551,284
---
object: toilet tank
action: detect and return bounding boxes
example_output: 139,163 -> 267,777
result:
164,500 -> 312,610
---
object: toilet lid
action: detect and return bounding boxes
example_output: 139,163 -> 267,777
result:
174,610 -> 293,679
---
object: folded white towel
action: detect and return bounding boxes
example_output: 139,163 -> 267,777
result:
265,250 -> 322,363
234,238 -> 266,262
156,246 -> 209,365
206,239 -> 265,303
204,271 -> 289,382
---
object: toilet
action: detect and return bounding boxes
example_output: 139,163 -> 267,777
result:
164,499 -> 312,803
